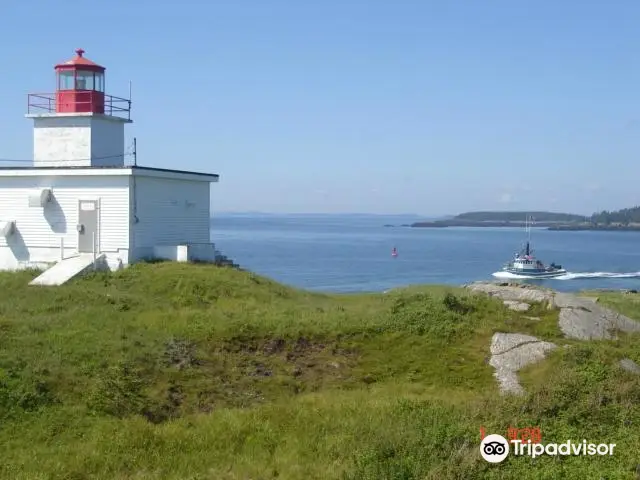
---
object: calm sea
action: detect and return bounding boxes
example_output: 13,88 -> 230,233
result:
211,214 -> 640,294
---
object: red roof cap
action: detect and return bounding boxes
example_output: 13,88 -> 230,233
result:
55,48 -> 105,72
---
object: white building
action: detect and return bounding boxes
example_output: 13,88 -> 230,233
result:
0,49 -> 221,276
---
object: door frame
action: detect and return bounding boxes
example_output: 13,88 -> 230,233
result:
77,199 -> 100,254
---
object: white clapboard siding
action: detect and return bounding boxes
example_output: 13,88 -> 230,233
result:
0,175 -> 129,252
132,176 -> 211,247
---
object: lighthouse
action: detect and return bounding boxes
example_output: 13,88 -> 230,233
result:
27,49 -> 132,168
0,49 -> 221,282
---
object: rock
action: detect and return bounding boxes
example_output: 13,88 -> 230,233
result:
490,333 -> 540,355
503,300 -> 531,311
470,282 -> 640,390
489,333 -> 557,395
524,316 -> 541,321
467,282 -> 640,341
555,293 -> 640,340
465,282 -> 555,308
620,358 -> 640,375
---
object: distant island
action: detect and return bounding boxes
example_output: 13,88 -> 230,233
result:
409,206 -> 640,231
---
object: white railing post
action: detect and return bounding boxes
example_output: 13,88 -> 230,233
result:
60,237 -> 64,261
92,232 -> 96,269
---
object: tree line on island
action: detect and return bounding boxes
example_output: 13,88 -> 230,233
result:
409,206 -> 640,230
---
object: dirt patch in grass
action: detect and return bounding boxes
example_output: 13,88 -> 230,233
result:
142,384 -> 184,424
163,338 -> 201,369
147,336 -> 362,419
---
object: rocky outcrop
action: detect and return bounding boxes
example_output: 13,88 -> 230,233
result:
465,282 -> 555,307
554,292 -> 640,340
465,281 -> 640,341
466,281 -> 640,394
503,300 -> 531,311
489,333 -> 557,395
620,358 -> 640,375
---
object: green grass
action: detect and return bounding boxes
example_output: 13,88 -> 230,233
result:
0,263 -> 639,479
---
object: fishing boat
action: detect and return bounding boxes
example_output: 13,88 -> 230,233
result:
500,217 -> 566,278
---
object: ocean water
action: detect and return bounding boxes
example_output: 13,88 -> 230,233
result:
211,214 -> 640,294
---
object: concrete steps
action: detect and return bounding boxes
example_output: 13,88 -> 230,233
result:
214,251 -> 239,268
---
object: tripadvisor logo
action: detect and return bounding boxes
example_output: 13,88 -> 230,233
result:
480,434 -> 616,463
480,434 -> 509,463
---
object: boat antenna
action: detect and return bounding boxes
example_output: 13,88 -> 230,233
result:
525,215 -> 531,256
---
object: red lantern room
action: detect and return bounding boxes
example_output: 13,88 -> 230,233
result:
54,48 -> 106,114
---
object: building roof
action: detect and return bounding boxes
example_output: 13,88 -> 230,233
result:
137,165 -> 220,180
55,49 -> 105,72
0,165 -> 220,182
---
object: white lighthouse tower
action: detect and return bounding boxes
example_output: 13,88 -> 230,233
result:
27,48 -> 132,168
0,48 -> 223,284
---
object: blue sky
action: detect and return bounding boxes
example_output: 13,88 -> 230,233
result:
1,0 -> 639,215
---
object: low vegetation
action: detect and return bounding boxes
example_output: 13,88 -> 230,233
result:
0,263 -> 639,478
590,205 -> 640,226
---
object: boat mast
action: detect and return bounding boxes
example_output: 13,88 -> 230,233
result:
525,215 -> 531,256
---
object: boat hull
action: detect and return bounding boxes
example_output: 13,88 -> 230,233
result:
501,268 -> 567,278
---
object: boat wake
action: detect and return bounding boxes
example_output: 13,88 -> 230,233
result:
492,271 -> 640,281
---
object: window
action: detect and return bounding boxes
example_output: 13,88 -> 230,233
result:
57,70 -> 104,91
58,71 -> 74,90
75,70 -> 95,90
94,72 -> 104,92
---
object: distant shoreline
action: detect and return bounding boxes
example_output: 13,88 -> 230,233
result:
405,221 -> 640,231
547,224 -> 640,232
411,221 -> 560,228
404,210 -> 640,231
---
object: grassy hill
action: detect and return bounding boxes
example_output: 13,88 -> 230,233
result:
1,263 -> 639,478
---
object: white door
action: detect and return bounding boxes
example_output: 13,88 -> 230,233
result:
78,200 -> 98,253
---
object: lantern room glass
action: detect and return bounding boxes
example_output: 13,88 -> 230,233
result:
94,72 -> 104,92
75,70 -> 94,90
55,70 -> 104,91
58,71 -> 74,90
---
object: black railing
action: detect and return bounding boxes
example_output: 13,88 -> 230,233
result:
27,92 -> 132,120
